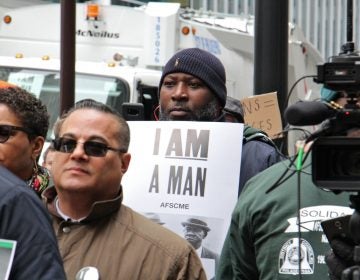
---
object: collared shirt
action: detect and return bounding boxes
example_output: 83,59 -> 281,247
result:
55,197 -> 85,222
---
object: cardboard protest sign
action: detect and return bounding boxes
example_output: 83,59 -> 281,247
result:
241,91 -> 283,138
122,121 -> 242,279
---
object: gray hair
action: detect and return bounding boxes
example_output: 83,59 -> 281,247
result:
53,99 -> 130,151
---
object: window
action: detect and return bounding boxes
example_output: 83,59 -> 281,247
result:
0,66 -> 129,139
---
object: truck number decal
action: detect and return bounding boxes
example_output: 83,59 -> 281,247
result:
154,17 -> 161,63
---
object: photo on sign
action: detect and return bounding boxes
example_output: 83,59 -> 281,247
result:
142,212 -> 223,279
143,212 -> 223,253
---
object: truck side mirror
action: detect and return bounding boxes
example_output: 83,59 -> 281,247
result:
121,103 -> 144,121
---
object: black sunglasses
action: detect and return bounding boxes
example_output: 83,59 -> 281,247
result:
52,137 -> 127,157
0,125 -> 34,143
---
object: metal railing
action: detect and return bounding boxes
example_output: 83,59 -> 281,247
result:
189,0 -> 360,61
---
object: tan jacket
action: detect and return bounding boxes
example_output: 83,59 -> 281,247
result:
43,187 -> 206,280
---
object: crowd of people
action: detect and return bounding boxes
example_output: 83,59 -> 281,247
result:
0,48 -> 355,279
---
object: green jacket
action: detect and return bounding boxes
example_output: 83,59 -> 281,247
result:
217,154 -> 352,280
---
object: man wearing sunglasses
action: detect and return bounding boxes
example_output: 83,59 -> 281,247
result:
42,99 -> 206,280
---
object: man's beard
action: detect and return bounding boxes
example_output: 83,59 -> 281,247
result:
159,98 -> 220,121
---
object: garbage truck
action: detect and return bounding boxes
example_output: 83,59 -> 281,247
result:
0,1 -> 323,137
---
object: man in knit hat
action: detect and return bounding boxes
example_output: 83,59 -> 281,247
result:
158,48 -> 282,194
159,48 -> 227,121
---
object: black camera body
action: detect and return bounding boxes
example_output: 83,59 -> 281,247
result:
314,54 -> 360,93
312,50 -> 360,192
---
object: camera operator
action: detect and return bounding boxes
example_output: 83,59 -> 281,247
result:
216,88 -> 354,280
305,87 -> 360,280
322,89 -> 360,279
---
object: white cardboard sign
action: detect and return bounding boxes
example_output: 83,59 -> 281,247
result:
122,121 -> 243,278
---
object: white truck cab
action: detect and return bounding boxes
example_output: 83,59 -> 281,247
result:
0,2 -> 182,134
0,55 -> 161,137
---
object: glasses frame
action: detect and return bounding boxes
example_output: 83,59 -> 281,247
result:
0,124 -> 34,143
52,137 -> 127,157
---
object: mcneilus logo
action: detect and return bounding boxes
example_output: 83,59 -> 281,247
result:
76,29 -> 120,39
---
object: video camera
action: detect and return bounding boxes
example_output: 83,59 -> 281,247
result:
297,5 -> 360,279
311,6 -> 360,192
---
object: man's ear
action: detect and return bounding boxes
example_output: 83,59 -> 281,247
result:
120,153 -> 131,174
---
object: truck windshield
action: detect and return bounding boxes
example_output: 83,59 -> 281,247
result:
0,66 -> 129,140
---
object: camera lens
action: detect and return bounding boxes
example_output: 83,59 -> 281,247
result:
312,137 -> 360,190
333,150 -> 360,177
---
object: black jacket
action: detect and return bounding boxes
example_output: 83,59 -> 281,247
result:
0,166 -> 66,279
239,138 -> 282,194
218,113 -> 283,195
223,118 -> 283,195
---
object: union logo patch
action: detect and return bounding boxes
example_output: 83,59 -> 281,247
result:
279,238 -> 315,275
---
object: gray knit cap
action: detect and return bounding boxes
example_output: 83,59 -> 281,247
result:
159,48 -> 227,107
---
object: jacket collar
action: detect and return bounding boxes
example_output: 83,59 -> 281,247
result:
42,186 -> 123,223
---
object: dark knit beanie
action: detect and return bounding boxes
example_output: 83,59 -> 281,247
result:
159,48 -> 227,107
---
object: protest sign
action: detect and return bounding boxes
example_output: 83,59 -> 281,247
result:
241,91 -> 283,138
122,121 -> 243,279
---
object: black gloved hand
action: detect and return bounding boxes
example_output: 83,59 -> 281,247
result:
325,238 -> 356,280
